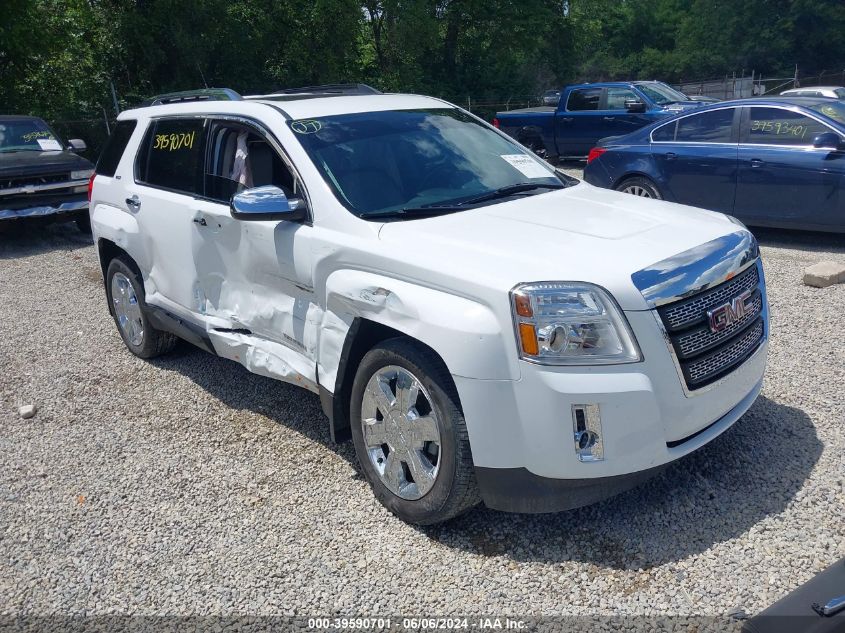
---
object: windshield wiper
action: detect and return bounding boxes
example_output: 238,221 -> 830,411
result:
362,206 -> 464,220
458,182 -> 565,206
362,182 -> 568,220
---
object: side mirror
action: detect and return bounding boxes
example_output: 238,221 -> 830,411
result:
230,185 -> 307,222
812,131 -> 844,150
67,138 -> 87,153
624,99 -> 646,113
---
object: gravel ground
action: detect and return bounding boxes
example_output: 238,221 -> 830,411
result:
1,195 -> 843,620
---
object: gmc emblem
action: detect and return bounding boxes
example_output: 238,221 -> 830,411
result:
707,289 -> 754,333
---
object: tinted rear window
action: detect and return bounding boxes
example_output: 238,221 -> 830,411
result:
567,88 -> 602,111
675,108 -> 735,143
96,120 -> 137,177
135,118 -> 206,193
652,121 -> 676,141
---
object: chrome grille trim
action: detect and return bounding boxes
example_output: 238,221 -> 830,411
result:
675,291 -> 762,358
631,231 -> 759,308
660,266 -> 759,332
647,256 -> 768,394
685,319 -> 764,386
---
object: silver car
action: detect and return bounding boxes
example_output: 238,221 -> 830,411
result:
781,86 -> 845,99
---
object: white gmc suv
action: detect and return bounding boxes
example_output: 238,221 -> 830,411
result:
89,85 -> 768,525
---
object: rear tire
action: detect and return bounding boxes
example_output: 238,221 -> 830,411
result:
615,176 -> 662,200
350,338 -> 480,525
105,257 -> 177,359
522,135 -> 549,161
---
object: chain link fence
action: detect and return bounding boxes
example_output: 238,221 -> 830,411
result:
675,69 -> 845,100
440,95 -> 543,122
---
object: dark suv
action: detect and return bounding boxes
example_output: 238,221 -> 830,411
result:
0,115 -> 94,232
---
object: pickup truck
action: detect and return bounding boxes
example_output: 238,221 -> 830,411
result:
0,115 -> 94,232
494,81 -> 709,160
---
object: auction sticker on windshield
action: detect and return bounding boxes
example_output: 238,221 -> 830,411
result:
36,138 -> 62,151
500,154 -> 553,178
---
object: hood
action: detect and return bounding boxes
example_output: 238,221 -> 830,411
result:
377,182 -> 741,311
660,101 -> 705,113
0,150 -> 93,179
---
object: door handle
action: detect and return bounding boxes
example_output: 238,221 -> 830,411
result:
750,158 -> 764,167
560,117 -> 574,123
192,217 -> 207,227
125,195 -> 140,210
602,116 -> 615,121
664,152 -> 677,160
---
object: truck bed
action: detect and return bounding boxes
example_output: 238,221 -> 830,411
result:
498,106 -> 555,115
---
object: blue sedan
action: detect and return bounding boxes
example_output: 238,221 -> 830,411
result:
583,97 -> 845,232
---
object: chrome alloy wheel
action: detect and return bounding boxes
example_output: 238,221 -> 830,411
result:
360,365 -> 442,500
111,272 -> 144,347
622,184 -> 654,198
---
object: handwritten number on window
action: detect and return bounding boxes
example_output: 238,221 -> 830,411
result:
152,130 -> 196,151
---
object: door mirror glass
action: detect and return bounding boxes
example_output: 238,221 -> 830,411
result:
230,185 -> 307,221
624,99 -> 646,113
68,138 -> 87,152
812,131 -> 843,149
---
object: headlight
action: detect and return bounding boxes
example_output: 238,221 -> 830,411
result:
71,169 -> 94,180
510,282 -> 642,365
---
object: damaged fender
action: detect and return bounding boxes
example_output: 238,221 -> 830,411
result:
320,269 -> 517,388
91,204 -> 142,269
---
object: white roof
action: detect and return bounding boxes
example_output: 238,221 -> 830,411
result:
781,86 -> 844,93
119,93 -> 455,121
252,93 -> 452,119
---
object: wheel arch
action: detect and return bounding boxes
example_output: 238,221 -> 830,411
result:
318,270 -> 516,443
516,124 -> 544,145
97,238 -> 143,315
613,171 -> 667,199
516,125 -> 555,159
323,318 -> 458,444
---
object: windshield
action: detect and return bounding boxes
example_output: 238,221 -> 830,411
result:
0,118 -> 64,152
289,108 -> 562,217
636,82 -> 690,105
809,100 -> 845,124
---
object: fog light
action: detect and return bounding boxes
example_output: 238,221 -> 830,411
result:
572,404 -> 604,462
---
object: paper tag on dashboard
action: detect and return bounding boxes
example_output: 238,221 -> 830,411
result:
500,154 -> 553,178
37,138 -> 62,151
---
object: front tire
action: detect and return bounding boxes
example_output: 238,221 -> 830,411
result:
615,176 -> 662,200
350,338 -> 480,525
105,257 -> 177,359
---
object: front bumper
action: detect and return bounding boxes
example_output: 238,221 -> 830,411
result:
454,313 -> 767,513
473,374 -> 762,513
0,198 -> 88,221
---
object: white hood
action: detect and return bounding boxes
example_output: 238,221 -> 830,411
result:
377,182 -> 740,311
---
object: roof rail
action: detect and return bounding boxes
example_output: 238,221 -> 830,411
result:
244,83 -> 382,101
142,88 -> 242,106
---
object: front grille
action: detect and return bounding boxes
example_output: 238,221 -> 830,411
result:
0,173 -> 70,191
657,264 -> 765,390
661,266 -> 759,331
685,320 -> 764,385
675,291 -> 762,359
